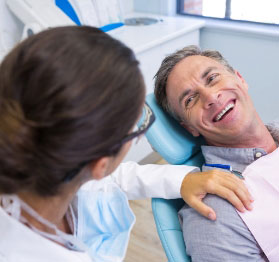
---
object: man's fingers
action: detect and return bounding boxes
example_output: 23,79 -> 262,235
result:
188,197 -> 217,221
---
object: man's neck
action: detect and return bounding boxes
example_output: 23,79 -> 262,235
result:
207,118 -> 277,153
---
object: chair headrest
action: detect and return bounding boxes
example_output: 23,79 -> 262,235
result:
144,93 -> 204,164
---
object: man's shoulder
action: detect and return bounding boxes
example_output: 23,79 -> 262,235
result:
179,194 -> 248,243
266,121 -> 279,143
178,195 -> 264,261
179,194 -> 239,226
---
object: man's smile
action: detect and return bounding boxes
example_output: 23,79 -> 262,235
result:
213,99 -> 236,122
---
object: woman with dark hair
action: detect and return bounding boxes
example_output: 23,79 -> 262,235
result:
0,26 -> 251,262
0,26 -> 197,261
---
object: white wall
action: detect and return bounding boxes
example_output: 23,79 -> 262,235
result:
200,26 -> 279,123
133,0 -> 177,16
0,0 -> 23,61
120,0 -> 134,15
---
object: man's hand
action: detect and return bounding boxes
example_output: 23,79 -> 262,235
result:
180,169 -> 254,220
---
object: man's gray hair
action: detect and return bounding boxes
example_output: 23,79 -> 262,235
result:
154,45 -> 234,121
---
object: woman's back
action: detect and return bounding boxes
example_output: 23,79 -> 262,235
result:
0,26 -> 145,261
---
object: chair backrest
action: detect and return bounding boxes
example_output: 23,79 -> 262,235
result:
145,94 -> 204,165
145,93 -> 204,262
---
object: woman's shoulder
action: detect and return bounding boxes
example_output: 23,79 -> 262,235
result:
0,207 -> 91,262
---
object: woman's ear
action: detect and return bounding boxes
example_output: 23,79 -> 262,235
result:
89,157 -> 110,180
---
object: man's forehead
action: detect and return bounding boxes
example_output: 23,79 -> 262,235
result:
172,55 -> 222,75
167,56 -> 217,89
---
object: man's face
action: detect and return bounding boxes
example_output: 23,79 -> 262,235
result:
166,55 -> 256,146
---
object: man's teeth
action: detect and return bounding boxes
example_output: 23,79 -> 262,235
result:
215,103 -> 234,122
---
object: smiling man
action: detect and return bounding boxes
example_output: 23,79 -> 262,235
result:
154,45 -> 277,261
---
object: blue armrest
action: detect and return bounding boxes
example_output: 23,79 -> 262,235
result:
145,93 -> 204,262
152,198 -> 188,262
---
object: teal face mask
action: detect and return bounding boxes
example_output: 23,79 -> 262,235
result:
77,182 -> 135,262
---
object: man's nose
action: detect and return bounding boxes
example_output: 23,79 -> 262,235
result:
200,88 -> 222,109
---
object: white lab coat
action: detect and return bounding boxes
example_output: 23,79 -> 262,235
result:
0,161 -> 198,262
0,206 -> 92,262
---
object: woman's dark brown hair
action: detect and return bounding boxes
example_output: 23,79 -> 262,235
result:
0,26 -> 145,196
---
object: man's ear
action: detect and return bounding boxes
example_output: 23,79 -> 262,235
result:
89,157 -> 110,180
235,70 -> 248,89
180,121 -> 200,137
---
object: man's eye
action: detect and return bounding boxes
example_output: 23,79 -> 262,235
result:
185,95 -> 197,107
207,74 -> 219,84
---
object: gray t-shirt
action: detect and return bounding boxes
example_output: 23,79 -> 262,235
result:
178,145 -> 270,262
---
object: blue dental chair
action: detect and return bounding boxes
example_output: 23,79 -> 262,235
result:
145,93 -> 205,262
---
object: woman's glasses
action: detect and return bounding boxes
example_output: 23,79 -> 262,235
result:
63,103 -> 155,182
116,103 -> 155,147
